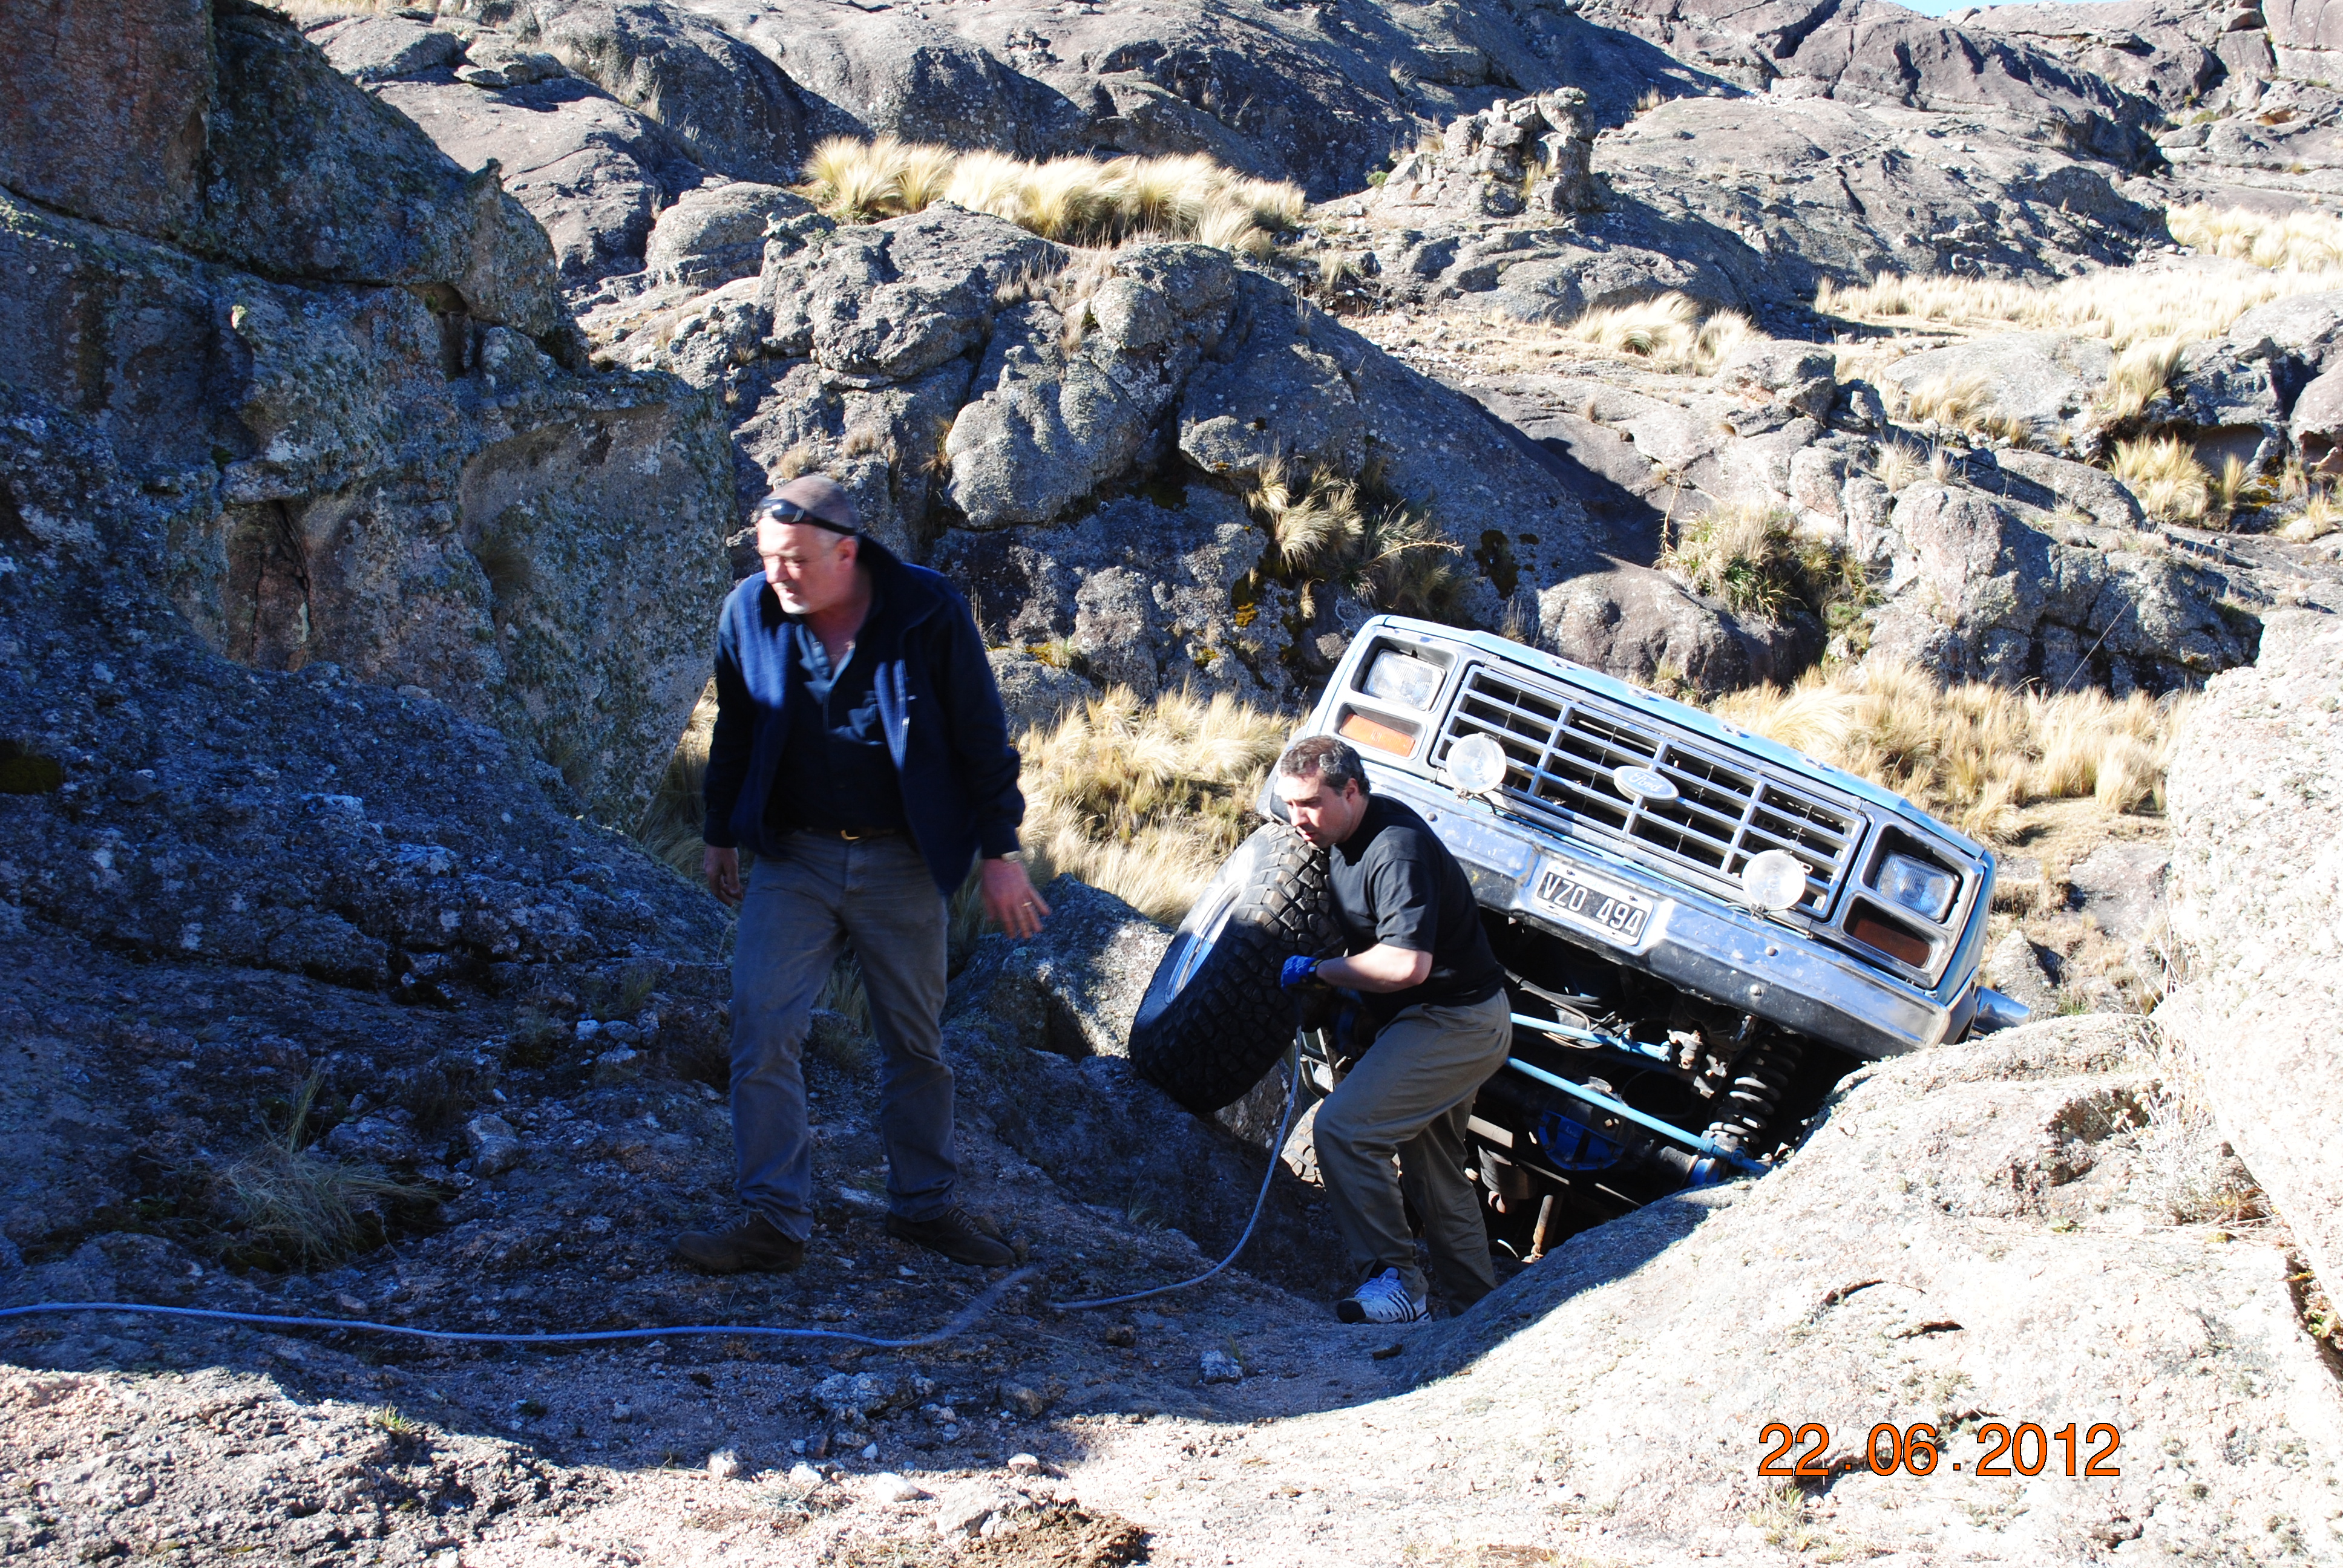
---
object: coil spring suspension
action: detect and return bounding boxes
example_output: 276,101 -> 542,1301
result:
1703,1031 -> 1803,1154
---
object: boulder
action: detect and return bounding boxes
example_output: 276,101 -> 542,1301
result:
310,16 -> 465,85
372,78 -> 703,284
2289,363 -> 2343,471
1363,90 -> 1599,221
0,0 -> 737,883
644,183 -> 816,289
200,2 -> 571,347
0,0 -> 211,241
522,0 -> 808,185
1864,484 -> 2256,693
462,1114 -> 526,1176
1598,0 -> 2163,162
1538,564 -> 1810,695
952,247 -> 1239,526
2161,608 -> 2343,1295
936,492 -> 1285,704
1360,94 -> 2162,324
1983,929 -> 2060,1016
1879,333 -> 2112,442
597,201 -> 1775,705
1354,1015 -> 2343,1562
1987,448 -> 2148,530
1712,340 -> 1837,421
2266,0 -> 2343,76
986,652 -> 1092,736
1969,0 -> 2227,107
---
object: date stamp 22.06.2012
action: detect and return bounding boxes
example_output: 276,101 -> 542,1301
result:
1760,1421 -> 2123,1479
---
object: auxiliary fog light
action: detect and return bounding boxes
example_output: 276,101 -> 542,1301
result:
1739,848 -> 1809,914
1444,733 -> 1508,796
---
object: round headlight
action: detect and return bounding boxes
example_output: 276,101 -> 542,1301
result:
1446,733 -> 1508,795
1739,848 -> 1809,913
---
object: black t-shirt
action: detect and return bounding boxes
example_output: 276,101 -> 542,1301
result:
1323,794 -> 1507,1024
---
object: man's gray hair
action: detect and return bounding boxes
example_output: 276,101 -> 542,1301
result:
1277,734 -> 1371,795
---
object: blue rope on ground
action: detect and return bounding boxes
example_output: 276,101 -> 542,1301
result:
1047,1050 -> 1301,1313
0,1266 -> 1038,1351
1,1040 -> 1309,1342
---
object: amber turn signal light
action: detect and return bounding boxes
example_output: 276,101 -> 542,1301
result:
1339,710 -> 1417,756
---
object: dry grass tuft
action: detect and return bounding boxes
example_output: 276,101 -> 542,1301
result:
1710,661 -> 2181,843
1552,293 -> 1756,374
2094,338 -> 2187,425
637,682 -> 719,879
1817,266 -> 2343,351
1663,501 -> 1796,618
1665,500 -> 1867,626
209,1077 -> 430,1269
1018,687 -> 1295,922
1250,466 -> 1363,573
2110,434 -> 2213,524
1901,373 -> 2014,437
2280,487 -> 2342,541
2168,203 -> 2343,273
1240,462 -> 1468,622
794,139 -> 1303,253
2118,1020 -> 2266,1224
1873,442 -> 1929,491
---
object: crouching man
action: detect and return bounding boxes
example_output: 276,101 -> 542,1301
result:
1274,736 -> 1512,1323
674,475 -> 1050,1275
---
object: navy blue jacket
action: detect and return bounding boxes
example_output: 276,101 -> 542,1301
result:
702,537 -> 1024,896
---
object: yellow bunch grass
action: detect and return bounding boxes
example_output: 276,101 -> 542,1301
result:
1873,442 -> 1928,491
1662,501 -> 1797,619
1248,466 -> 1365,573
2110,435 -> 2213,524
1710,662 -> 2180,843
795,137 -> 1305,253
1816,266 -> 2343,351
2280,488 -> 2341,541
2168,203 -> 2343,272
1902,373 -> 2003,434
2094,338 -> 2187,424
1552,293 -> 1757,373
1017,685 -> 1295,922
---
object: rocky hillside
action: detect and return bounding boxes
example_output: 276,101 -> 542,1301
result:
8,0 -> 2343,1564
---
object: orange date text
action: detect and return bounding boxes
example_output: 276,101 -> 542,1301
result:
1758,1421 -> 2122,1478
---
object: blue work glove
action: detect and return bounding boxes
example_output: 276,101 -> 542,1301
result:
1280,955 -> 1325,990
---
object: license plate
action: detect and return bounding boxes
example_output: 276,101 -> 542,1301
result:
1533,860 -> 1657,949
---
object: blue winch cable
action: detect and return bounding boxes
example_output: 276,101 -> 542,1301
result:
0,1264 -> 1038,1350
2,1045 -> 1312,1341
1047,1047 -> 1302,1313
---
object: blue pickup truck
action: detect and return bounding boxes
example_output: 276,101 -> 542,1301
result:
1130,616 -> 2027,1244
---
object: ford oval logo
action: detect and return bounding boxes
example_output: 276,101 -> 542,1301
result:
1612,763 -> 1678,804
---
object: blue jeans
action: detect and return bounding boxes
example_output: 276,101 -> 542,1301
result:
730,832 -> 957,1243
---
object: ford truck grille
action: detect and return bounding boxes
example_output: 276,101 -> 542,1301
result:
1438,666 -> 1862,914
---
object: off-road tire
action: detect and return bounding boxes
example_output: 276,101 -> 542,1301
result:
1129,823 -> 1342,1113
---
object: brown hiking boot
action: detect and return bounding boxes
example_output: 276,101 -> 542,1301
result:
672,1214 -> 805,1274
885,1204 -> 1015,1269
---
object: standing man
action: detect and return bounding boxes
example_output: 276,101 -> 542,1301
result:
674,475 -> 1049,1274
1274,736 -> 1511,1323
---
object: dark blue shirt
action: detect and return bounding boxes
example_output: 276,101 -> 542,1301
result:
765,586 -> 909,837
703,534 -> 1025,897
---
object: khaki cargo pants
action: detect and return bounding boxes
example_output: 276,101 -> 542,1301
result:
1313,990 -> 1512,1305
